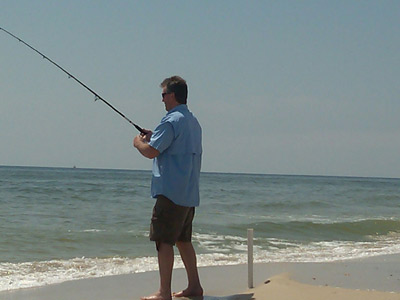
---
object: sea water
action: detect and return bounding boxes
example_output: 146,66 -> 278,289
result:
1,166 -> 399,291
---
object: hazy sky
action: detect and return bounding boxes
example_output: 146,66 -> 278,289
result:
1,1 -> 399,178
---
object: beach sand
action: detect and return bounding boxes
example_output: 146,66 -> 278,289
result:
1,254 -> 399,300
252,273 -> 400,300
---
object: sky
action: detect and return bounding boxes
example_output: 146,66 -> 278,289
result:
1,1 -> 399,178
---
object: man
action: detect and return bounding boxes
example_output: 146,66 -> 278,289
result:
133,76 -> 203,300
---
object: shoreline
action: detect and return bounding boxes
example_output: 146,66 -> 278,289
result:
1,254 -> 399,300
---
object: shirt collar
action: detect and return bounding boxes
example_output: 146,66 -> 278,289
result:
167,104 -> 188,115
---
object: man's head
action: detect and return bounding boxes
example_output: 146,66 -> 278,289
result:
160,76 -> 188,105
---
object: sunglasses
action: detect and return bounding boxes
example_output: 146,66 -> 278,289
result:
162,92 -> 172,98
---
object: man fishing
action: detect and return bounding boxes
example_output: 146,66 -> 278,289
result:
133,76 -> 203,300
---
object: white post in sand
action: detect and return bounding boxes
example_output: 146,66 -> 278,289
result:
247,228 -> 254,289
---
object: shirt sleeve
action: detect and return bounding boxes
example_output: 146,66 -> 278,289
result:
149,121 -> 174,154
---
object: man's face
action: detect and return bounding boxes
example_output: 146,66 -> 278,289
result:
162,87 -> 176,111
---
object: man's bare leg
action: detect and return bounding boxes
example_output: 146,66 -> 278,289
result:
141,242 -> 174,300
173,241 -> 203,297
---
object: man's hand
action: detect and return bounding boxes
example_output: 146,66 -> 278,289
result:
133,130 -> 159,159
140,129 -> 153,142
133,129 -> 152,148
133,134 -> 145,148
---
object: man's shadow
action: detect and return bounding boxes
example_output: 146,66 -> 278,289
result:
178,293 -> 254,300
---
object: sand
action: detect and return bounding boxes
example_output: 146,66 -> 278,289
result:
1,254 -> 399,300
251,273 -> 400,300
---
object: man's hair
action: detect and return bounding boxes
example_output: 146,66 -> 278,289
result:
160,76 -> 188,104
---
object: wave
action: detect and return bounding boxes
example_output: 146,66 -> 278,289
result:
0,254 -> 243,292
249,218 -> 400,241
0,256 -> 157,292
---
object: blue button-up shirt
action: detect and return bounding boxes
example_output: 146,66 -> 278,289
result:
149,105 -> 202,207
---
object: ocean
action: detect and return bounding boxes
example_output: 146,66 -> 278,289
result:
1,166 -> 399,291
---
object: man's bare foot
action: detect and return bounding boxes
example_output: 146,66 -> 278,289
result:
173,286 -> 203,298
141,291 -> 172,300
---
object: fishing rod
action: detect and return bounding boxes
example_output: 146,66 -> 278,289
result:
0,27 -> 145,134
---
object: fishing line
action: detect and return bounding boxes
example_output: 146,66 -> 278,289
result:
0,27 -> 145,134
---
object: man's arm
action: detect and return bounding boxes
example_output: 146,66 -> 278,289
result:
133,133 -> 160,159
